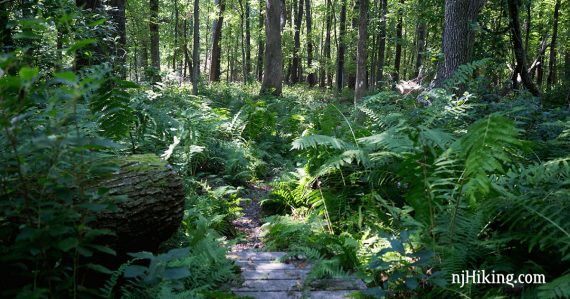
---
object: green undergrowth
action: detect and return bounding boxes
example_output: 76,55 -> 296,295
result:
2,56 -> 569,298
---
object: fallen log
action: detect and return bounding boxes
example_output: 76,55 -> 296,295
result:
93,154 -> 185,254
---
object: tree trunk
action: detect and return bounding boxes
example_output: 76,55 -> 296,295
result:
434,0 -> 485,87
173,0 -> 179,73
210,0 -> 225,82
245,0 -> 252,82
507,0 -> 540,96
260,0 -> 283,96
321,0 -> 332,87
336,0 -> 347,92
393,0 -> 404,83
149,0 -> 160,72
547,0 -> 560,89
192,0 -> 200,95
376,0 -> 387,86
108,0 -> 126,77
414,1 -> 427,78
93,155 -> 185,253
354,0 -> 368,103
524,0 -> 531,53
291,0 -> 304,84
256,0 -> 265,81
306,0 -> 316,86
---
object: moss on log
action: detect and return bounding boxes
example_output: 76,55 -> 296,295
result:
94,154 -> 185,253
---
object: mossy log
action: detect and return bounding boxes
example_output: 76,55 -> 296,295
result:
94,154 -> 185,253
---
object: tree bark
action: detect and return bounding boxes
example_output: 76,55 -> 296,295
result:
256,0 -> 265,81
354,0 -> 368,103
291,0 -> 304,84
260,0 -> 283,96
393,0 -> 404,83
414,0 -> 427,78
210,0 -> 225,82
336,0 -> 347,92
376,0 -> 387,86
192,0 -> 200,95
547,0 -> 560,89
524,0 -> 531,53
149,0 -> 160,72
321,0 -> 332,87
93,155 -> 185,253
507,0 -> 540,96
108,0 -> 126,77
434,0 -> 485,87
173,0 -> 179,73
306,0 -> 316,86
245,0 -> 252,82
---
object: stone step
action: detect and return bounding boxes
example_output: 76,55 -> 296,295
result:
233,290 -> 360,299
242,269 -> 310,280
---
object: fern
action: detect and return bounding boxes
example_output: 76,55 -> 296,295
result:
90,75 -> 138,139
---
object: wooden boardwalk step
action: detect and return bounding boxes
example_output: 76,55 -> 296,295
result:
242,269 -> 310,280
231,251 -> 366,298
232,290 -> 360,299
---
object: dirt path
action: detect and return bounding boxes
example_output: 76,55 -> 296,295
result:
230,182 -> 271,252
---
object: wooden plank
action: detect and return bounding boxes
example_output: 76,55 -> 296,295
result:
232,279 -> 303,291
233,290 -> 361,299
236,261 -> 299,270
228,251 -> 288,261
242,269 -> 310,280
309,278 -> 367,290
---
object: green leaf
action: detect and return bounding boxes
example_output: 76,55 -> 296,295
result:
57,237 -> 79,252
19,67 -> 39,81
124,265 -> 147,278
163,267 -> 191,280
86,263 -> 113,275
67,39 -> 97,54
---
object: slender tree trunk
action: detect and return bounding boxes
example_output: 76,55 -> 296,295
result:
524,0 -> 531,53
393,0 -> 404,83
434,0 -> 485,87
547,0 -> 560,89
210,0 -> 225,82
414,1 -> 427,78
260,0 -> 283,96
141,45 -> 149,79
149,0 -> 160,72
147,0 -> 160,81
376,0 -> 387,86
256,0 -> 265,81
306,0 -> 316,85
192,0 -> 200,95
109,0 -> 127,77
291,0 -> 304,84
321,0 -> 332,87
173,0 -> 179,73
245,0 -> 252,81
336,0 -> 347,92
204,5 -> 211,74
240,0 -> 247,82
507,0 -> 540,96
354,0 -> 369,103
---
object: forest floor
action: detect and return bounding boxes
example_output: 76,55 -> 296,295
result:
230,181 -> 269,252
